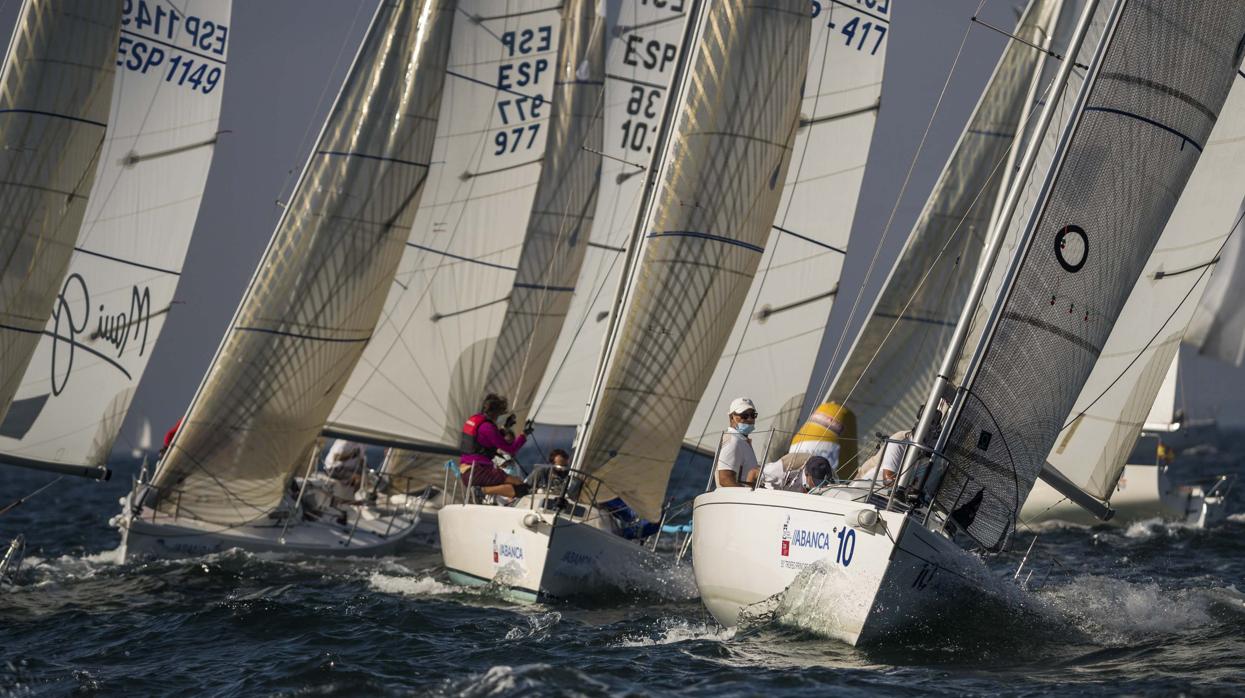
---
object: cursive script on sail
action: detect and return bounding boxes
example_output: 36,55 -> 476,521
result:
49,273 -> 151,395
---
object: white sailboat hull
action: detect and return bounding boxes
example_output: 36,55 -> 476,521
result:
438,502 -> 670,602
117,506 -> 420,561
1022,463 -> 1229,528
692,487 -> 988,646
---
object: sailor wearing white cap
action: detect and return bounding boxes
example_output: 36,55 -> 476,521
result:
714,397 -> 759,488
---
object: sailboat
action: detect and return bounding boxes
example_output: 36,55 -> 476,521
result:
116,0 -> 455,560
438,0 -> 810,601
0,0 -> 232,482
324,0 -> 595,549
692,0 -> 1245,645
0,1 -> 121,433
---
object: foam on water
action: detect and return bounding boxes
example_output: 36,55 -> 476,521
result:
1038,575 -> 1242,644
614,617 -> 734,647
369,572 -> 457,597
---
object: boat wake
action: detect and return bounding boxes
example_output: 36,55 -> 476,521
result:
368,572 -> 459,597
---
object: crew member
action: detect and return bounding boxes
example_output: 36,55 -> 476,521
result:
461,393 -> 532,500
714,397 -> 759,488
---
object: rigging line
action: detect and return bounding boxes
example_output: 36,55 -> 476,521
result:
818,6 -> 1050,416
686,7 -> 838,456
811,0 -> 989,411
1057,205 -> 1245,434
588,241 -> 626,253
969,15 -> 1088,69
582,145 -> 645,170
0,476 -> 63,517
772,224 -> 847,254
278,1 -> 368,202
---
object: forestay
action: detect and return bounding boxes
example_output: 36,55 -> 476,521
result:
1185,199 -> 1245,368
937,1 -> 1245,551
823,0 -> 1063,469
685,0 -> 888,461
150,0 -> 454,525
530,1 -> 692,427
0,0 -> 231,479
326,1 -> 563,454
572,0 -> 809,520
1047,85 -> 1245,499
0,1 -> 121,426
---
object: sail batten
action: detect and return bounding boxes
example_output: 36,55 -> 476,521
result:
150,0 -> 456,525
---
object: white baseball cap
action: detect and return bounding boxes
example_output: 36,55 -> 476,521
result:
729,397 -> 756,415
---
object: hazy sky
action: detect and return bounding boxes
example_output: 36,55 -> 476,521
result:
3,0 -> 1243,461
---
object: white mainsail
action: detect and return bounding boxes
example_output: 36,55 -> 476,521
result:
0,0 -> 231,479
571,0 -> 809,520
934,0 -> 1245,550
685,1 -> 889,461
1141,355 -> 1179,432
530,1 -> 692,428
325,1 -> 565,454
1185,198 -> 1245,367
821,0 -> 1067,461
1045,86 -> 1245,498
148,0 -> 455,525
0,1 -> 121,426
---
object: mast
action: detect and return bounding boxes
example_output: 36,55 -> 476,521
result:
897,0 -> 1104,488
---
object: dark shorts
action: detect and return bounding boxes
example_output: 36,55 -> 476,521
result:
461,462 -> 509,487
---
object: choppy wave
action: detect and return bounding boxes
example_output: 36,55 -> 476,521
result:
613,617 -> 734,647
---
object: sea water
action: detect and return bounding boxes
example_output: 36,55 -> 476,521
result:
2,433 -> 1244,695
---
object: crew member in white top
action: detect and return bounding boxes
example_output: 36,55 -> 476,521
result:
856,430 -> 908,485
326,438 -> 367,488
715,397 -> 759,488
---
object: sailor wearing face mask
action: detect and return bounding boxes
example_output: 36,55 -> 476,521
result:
714,397 -> 759,488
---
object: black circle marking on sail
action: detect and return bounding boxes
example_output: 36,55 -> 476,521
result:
1054,224 -> 1087,273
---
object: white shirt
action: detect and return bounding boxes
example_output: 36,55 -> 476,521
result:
789,439 -> 839,471
326,439 -> 366,478
758,460 -> 802,491
858,430 -> 908,482
714,428 -> 758,485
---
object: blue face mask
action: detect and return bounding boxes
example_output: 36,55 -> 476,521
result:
735,422 -> 756,436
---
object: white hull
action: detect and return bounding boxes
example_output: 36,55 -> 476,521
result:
438,502 -> 673,602
692,487 -> 990,646
1022,463 -> 1229,527
118,505 -> 420,561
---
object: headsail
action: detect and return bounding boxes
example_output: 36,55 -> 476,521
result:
935,0 -> 1245,550
0,1 -> 121,425
1046,85 -> 1245,499
1185,199 -> 1245,367
325,1 -> 566,455
0,0 -> 232,480
571,0 -> 809,520
529,1 -> 693,428
149,0 -> 454,525
820,0 -> 1063,471
685,0 -> 888,462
